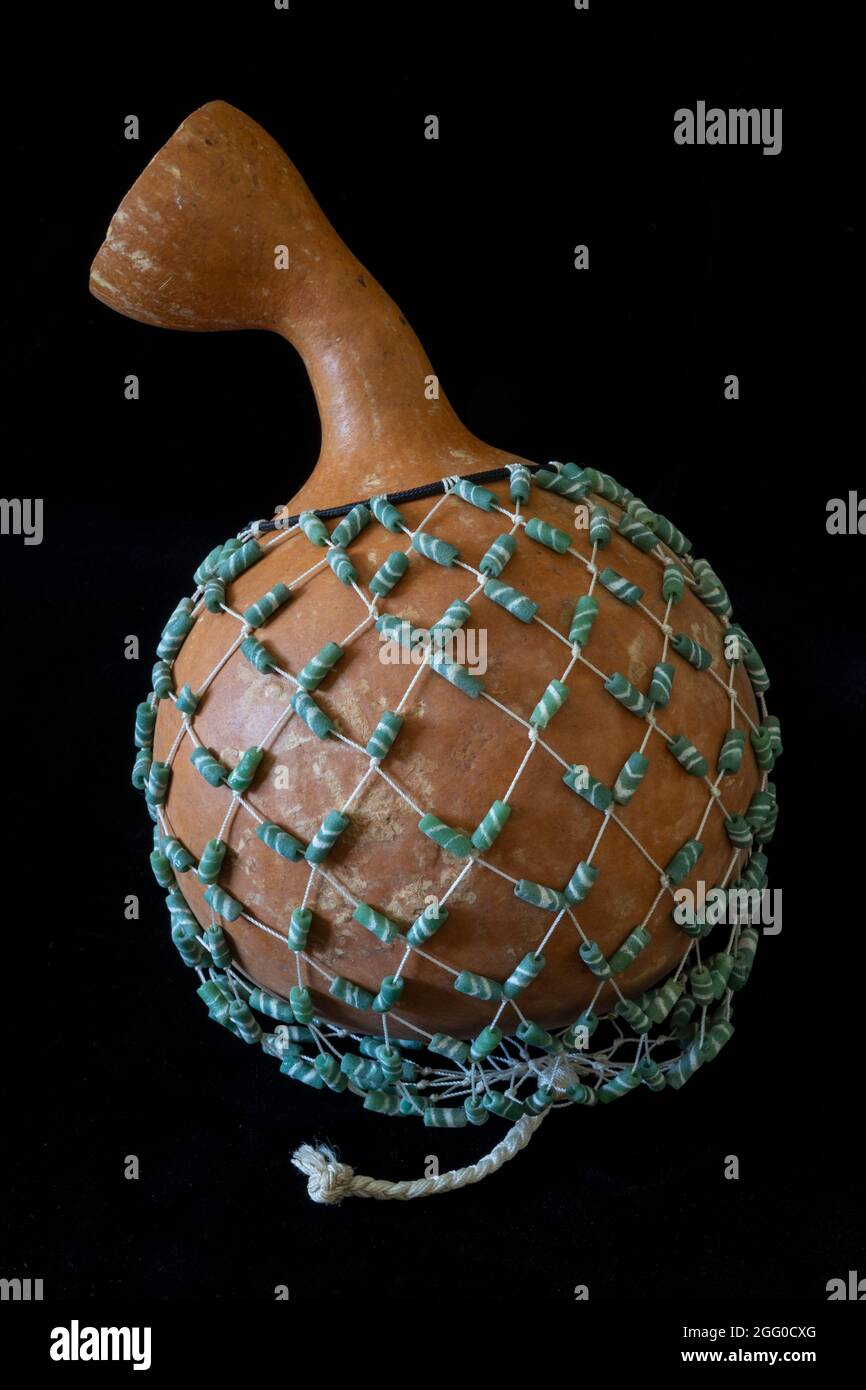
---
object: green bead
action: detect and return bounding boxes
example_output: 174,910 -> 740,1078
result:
366,710 -> 403,760
194,543 -> 226,586
226,746 -> 263,793
599,567 -> 643,605
508,464 -> 531,502
653,515 -> 691,556
429,651 -> 485,699
452,478 -> 496,511
281,1057 -> 324,1088
645,977 -> 684,1023
605,671 -> 652,718
172,921 -> 207,967
479,533 -> 516,578
750,724 -> 775,771
569,594 -> 599,646
464,1098 -> 489,1125
579,939 -> 611,980
291,690 -> 333,739
689,965 -> 714,1005
599,1067 -> 642,1101
204,884 -> 243,922
725,814 -> 753,848
525,516 -> 571,553
257,820 -> 305,861
424,1106 -> 468,1128
241,635 -> 275,673
431,599 -> 472,635
175,683 -> 199,716
191,746 -> 228,786
516,1020 -> 557,1051
566,1082 -> 597,1106
369,551 -> 409,596
609,925 -> 651,973
535,464 -> 590,500
289,986 -> 314,1023
665,838 -> 703,886
701,1020 -> 735,1061
370,495 -> 405,532
589,505 -> 611,547
637,1057 -> 667,1091
152,660 -> 173,700
764,715 -> 783,757
132,747 -> 152,791
288,908 -> 312,952
156,602 -> 194,659
470,1024 -> 502,1061
406,902 -> 449,945
530,678 -> 569,729
503,952 -> 546,998
729,929 -> 759,990
327,547 -> 357,585
299,511 -> 330,546
564,859 -> 598,904
514,879 -> 566,912
563,1007 -> 599,1046
243,583 -> 291,628
718,727 -> 745,773
483,1091 -> 527,1121
612,751 -> 649,806
372,975 -> 404,1012
666,1040 -> 704,1089
471,799 -> 511,851
617,514 -> 657,553
134,701 -> 156,749
364,1090 -> 402,1115
160,834 -> 195,872
375,1043 -> 403,1084
329,975 -> 375,1011
418,813 -> 473,858
745,790 -> 774,829
668,734 -> 708,777
353,901 -> 401,945
331,503 -> 371,548
205,924 -> 232,969
563,764 -> 613,811
298,641 -> 343,692
215,539 -> 262,583
649,662 -> 675,708
150,850 -> 174,888
145,760 -> 170,807
315,1054 -> 349,1092
483,578 -> 538,623
525,1087 -> 555,1114
196,838 -> 226,885
203,577 -> 225,614
430,1032 -> 471,1063
695,567 -> 731,618
614,999 -> 651,1034
305,811 -> 349,864
624,498 -> 657,527
412,531 -> 459,567
455,971 -> 504,1002
661,563 -> 685,604
671,632 -> 712,671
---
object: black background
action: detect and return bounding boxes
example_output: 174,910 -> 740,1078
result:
1,4 -> 862,1314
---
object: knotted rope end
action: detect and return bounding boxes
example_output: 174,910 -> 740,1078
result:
291,1143 -> 356,1205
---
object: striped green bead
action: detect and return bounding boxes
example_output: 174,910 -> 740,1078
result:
452,478 -> 495,511
483,1092 -> 527,1122
764,715 -> 783,757
708,952 -> 735,999
375,1043 -> 403,1084
240,635 -> 275,673
156,605 -> 194,660
729,929 -> 759,990
198,979 -> 230,1020
516,1021 -> 557,1051
670,996 -> 696,1037
406,902 -> 448,945
600,1067 -> 643,1102
565,860 -> 598,904
372,975 -> 404,1012
429,651 -> 485,699
563,765 -> 613,811
503,952 -> 546,998
530,678 -> 570,729
152,660 -> 173,700
281,1057 -> 324,1088
589,505 -> 611,547
614,999 -> 651,1034
243,583 -> 291,628
605,671 -> 652,718
430,1032 -> 471,1063
741,851 -> 768,890
745,790 -> 774,829
341,1053 -> 383,1087
637,1057 -> 666,1091
257,821 -> 305,861
145,761 -> 170,806
366,710 -> 403,760
525,516 -> 571,553
160,835 -> 195,873
483,578 -> 538,623
298,641 -> 343,692
197,838 -> 227,885
666,1040 -> 704,1090
205,924 -> 232,969
291,690 -> 333,739
424,1106 -> 468,1129
645,977 -> 684,1023
204,884 -> 243,922
718,727 -> 745,773
203,577 -> 225,614
668,734 -> 708,777
665,837 -> 703,886
567,1082 -> 597,1106
353,901 -> 401,945
327,546 -> 357,585
569,594 -> 599,646
725,814 -> 753,848
471,799 -> 511,851
625,498 -> 657,527
171,922 -> 207,967
579,939 -> 611,980
696,568 -> 731,617
508,463 -> 531,502
525,1089 -> 554,1115
299,511 -> 330,546
175,683 -> 199,716
418,813 -> 473,858
563,1008 -> 599,1045
431,598 -> 472,636
369,550 -> 409,596
134,702 -> 156,749
193,543 -> 225,586
648,662 -> 675,708
464,1098 -> 489,1125
289,986 -> 314,1023
750,724 -> 775,771
689,965 -> 714,1005
671,632 -> 712,671
479,533 -> 517,578
661,564 -> 685,604
515,879 -> 566,912
599,567 -> 643,605
364,1090 -> 402,1116
370,495 -> 405,532
412,531 -> 459,567
376,613 -> 421,648
315,1054 -> 349,1092
288,907 -> 312,952
613,751 -> 649,806
609,925 -> 651,973
701,1019 -> 734,1061
755,803 -> 779,846
653,514 -> 691,556
331,503 -> 371,548
455,971 -> 504,1002
215,539 -> 262,584
191,746 -> 228,786
617,514 -> 657,553
329,975 -> 375,1011
470,1024 -> 503,1061
150,850 -> 174,888
305,810 -> 349,863
132,747 -> 152,791
226,746 -> 263,793
535,465 -> 590,500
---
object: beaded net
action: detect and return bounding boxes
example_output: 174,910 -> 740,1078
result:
132,461 -> 780,1132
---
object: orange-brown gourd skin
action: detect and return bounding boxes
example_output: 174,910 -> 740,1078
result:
92,103 -> 759,1038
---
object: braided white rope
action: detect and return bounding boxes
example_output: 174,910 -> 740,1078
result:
292,1109 -> 547,1204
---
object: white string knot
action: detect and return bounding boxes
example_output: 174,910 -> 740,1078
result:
291,1144 -> 357,1205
